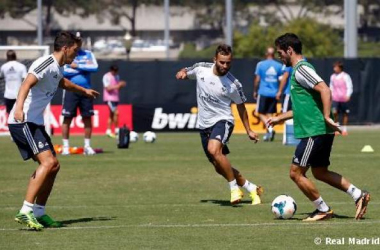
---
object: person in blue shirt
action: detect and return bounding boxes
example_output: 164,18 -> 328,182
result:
61,33 -> 99,155
253,47 -> 282,141
276,64 -> 293,113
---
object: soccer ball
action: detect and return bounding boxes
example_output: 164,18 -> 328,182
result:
271,195 -> 297,219
143,131 -> 156,143
130,131 -> 139,142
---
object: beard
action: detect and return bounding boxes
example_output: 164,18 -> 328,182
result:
215,65 -> 229,76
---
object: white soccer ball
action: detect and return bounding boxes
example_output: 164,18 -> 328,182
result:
271,195 -> 297,219
130,131 -> 139,142
143,131 -> 156,143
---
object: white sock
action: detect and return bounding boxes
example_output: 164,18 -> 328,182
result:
106,129 -> 111,135
33,204 -> 45,218
84,138 -> 91,148
346,184 -> 362,201
20,200 -> 34,213
63,139 -> 69,148
267,125 -> 274,133
228,179 -> 239,191
312,197 -> 329,212
115,128 -> 119,134
242,180 -> 257,193
342,126 -> 347,132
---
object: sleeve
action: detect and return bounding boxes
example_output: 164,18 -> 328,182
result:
0,66 -> 3,78
254,62 -> 261,75
185,63 -> 201,80
227,74 -> 247,104
103,74 -> 111,88
21,64 -> 27,78
76,51 -> 99,72
329,74 -> 334,93
28,59 -> 47,80
294,65 -> 324,89
344,73 -> 353,97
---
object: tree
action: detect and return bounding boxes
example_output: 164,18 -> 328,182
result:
234,18 -> 342,58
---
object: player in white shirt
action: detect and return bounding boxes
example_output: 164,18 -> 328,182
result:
176,44 -> 263,205
8,31 -> 99,230
0,50 -> 27,114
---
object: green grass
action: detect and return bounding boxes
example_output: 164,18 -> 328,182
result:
0,131 -> 379,249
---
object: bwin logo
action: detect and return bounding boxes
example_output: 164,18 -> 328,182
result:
152,108 -> 198,130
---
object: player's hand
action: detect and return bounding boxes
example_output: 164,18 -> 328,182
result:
119,81 -> 126,88
346,96 -> 351,102
247,130 -> 259,143
70,63 -> 78,68
176,70 -> 187,80
325,116 -> 342,134
266,116 -> 281,127
14,109 -> 24,123
253,91 -> 258,99
84,89 -> 100,99
275,92 -> 282,101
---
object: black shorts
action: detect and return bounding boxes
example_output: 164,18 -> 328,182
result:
282,94 -> 292,113
62,90 -> 94,117
200,120 -> 234,162
332,101 -> 350,114
256,95 -> 277,114
8,122 -> 56,161
292,134 -> 334,168
105,101 -> 119,113
4,98 -> 16,114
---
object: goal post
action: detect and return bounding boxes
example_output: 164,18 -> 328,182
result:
0,45 -> 51,136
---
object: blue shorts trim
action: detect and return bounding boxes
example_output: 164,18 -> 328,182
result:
200,120 -> 234,162
8,122 -> 56,161
105,101 -> 119,113
292,134 -> 334,168
282,94 -> 292,113
332,101 -> 350,114
62,90 -> 94,117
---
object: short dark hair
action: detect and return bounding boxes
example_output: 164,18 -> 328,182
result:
54,31 -> 82,52
110,65 -> 119,72
6,50 -> 16,61
215,44 -> 232,57
333,61 -> 344,70
275,33 -> 302,54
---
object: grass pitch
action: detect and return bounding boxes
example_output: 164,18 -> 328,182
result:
0,130 -> 379,249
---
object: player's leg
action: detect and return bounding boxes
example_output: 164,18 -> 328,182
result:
113,105 -> 119,135
105,101 -> 116,137
61,91 -> 79,155
79,95 -> 96,155
341,102 -> 349,135
310,134 -> 370,219
291,136 -> 333,221
231,167 -> 263,205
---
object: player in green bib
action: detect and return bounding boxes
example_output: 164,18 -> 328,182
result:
268,33 -> 370,221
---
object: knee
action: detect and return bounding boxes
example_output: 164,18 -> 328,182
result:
207,145 -> 221,159
289,168 -> 301,182
42,157 -> 60,174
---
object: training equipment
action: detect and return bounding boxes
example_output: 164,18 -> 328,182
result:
283,119 -> 300,146
36,214 -> 63,228
361,145 -> 374,153
271,195 -> 297,219
0,46 -> 51,136
143,131 -> 156,143
130,131 -> 139,142
14,211 -> 44,230
118,125 -> 130,148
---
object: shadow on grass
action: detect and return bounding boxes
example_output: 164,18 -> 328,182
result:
59,216 -> 116,226
200,199 -> 253,207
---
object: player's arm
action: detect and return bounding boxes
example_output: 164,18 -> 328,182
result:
103,75 -> 125,91
13,74 -> 39,122
59,78 -> 99,99
267,110 -> 293,127
253,75 -> 260,99
175,68 -> 188,80
236,103 -> 259,142
345,74 -> 353,101
276,71 -> 289,100
71,52 -> 99,72
176,62 -> 207,80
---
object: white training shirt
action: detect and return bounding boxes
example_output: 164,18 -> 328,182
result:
0,60 -> 27,99
186,62 -> 247,129
8,55 -> 63,125
294,64 -> 324,90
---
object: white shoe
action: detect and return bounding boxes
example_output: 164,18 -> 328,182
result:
62,147 -> 70,155
84,146 -> 96,155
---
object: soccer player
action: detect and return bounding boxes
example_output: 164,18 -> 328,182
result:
330,61 -> 353,136
176,44 -> 263,205
268,33 -> 370,221
0,50 -> 27,116
103,65 -> 126,138
61,32 -> 99,155
8,31 -> 99,230
253,47 -> 283,141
